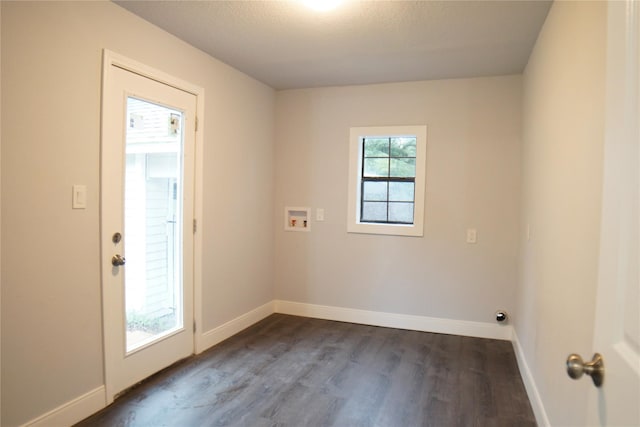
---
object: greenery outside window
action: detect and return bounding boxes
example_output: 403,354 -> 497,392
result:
348,126 -> 426,236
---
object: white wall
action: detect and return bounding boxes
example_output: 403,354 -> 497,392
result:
274,76 -> 522,323
1,2 -> 274,426
516,2 -> 606,425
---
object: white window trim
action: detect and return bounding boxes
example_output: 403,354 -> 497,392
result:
347,125 -> 427,237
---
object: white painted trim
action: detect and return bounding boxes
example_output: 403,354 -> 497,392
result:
104,50 -> 202,97
511,330 -> 550,427
21,302 -> 274,426
274,300 -> 512,341
22,386 -> 106,427
347,125 -> 427,237
22,303 -> 533,425
196,301 -> 275,354
192,69 -> 205,360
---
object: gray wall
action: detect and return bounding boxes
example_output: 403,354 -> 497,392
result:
516,2 -> 606,425
1,2 -> 275,425
274,76 -> 522,322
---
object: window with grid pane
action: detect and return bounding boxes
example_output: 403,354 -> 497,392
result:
361,137 -> 416,224
348,125 -> 426,237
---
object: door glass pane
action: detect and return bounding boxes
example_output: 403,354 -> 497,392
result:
124,97 -> 184,353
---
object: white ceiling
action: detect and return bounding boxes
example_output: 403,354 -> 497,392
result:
115,0 -> 552,90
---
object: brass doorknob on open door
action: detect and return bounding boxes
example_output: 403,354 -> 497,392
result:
112,254 -> 126,267
566,353 -> 604,387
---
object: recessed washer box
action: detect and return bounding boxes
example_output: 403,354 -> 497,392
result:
284,207 -> 310,232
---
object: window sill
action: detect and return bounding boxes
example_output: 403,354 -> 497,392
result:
347,221 -> 423,237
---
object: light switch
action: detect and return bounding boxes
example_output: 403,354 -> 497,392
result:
73,185 -> 87,209
466,228 -> 477,244
316,208 -> 325,221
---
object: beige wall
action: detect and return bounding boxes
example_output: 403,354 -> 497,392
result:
274,76 -> 522,322
1,2 -> 274,425
516,2 -> 606,425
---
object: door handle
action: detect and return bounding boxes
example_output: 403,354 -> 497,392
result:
566,353 -> 604,387
111,254 -> 126,267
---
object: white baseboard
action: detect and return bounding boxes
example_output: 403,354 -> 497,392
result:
196,301 -> 275,354
20,302 -> 529,427
23,386 -> 106,427
21,302 -> 275,427
512,330 -> 550,427
274,300 -> 513,341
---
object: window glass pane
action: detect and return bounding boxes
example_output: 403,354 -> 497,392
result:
390,158 -> 416,177
364,158 -> 389,177
364,138 -> 389,157
389,182 -> 414,202
363,181 -> 388,201
389,202 -> 414,223
390,137 -> 417,157
362,202 -> 387,222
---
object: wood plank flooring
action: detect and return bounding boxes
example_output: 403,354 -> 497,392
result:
76,314 -> 536,426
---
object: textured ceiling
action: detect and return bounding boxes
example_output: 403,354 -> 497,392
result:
115,0 -> 552,90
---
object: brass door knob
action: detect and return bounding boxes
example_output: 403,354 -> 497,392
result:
566,353 -> 604,387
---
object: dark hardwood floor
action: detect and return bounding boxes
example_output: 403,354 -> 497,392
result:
76,314 -> 536,426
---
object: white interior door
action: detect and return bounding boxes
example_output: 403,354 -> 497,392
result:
101,54 -> 197,402
585,1 -> 640,425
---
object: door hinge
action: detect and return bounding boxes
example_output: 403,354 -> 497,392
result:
193,219 -> 197,234
193,321 -> 197,333
195,116 -> 198,132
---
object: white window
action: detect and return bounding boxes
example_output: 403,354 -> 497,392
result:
348,125 -> 426,237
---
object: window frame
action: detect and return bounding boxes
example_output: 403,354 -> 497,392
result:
348,125 -> 427,237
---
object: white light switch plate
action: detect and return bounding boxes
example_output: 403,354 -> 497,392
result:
73,185 -> 87,209
316,208 -> 325,221
466,228 -> 477,244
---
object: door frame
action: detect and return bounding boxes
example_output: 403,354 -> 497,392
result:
100,50 -> 204,403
